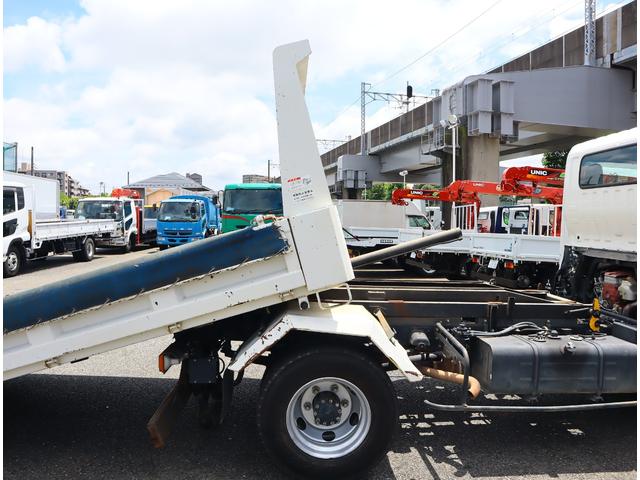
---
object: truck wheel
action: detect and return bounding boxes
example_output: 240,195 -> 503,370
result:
76,237 -> 95,262
4,244 -> 23,277
158,244 -> 168,251
257,346 -> 397,479
122,234 -> 136,254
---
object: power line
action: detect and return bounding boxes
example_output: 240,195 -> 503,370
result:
371,0 -> 503,89
323,0 -> 503,131
444,0 -> 582,80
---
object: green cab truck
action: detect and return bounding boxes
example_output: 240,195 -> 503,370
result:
221,183 -> 282,233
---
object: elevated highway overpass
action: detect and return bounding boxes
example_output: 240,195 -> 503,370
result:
323,1 -> 636,202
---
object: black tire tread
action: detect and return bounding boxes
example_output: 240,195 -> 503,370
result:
257,345 -> 397,479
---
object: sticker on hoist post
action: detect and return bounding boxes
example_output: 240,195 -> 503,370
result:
287,176 -> 313,203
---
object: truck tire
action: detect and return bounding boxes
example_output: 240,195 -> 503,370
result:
74,237 -> 95,262
4,244 -> 23,278
122,234 -> 136,254
158,244 -> 168,251
257,346 -> 397,479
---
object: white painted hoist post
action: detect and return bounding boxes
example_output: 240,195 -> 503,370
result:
273,40 -> 354,291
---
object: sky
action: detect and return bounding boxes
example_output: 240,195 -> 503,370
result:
3,0 -> 624,193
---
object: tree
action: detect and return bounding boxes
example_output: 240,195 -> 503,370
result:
364,182 -> 404,200
542,149 -> 569,169
59,193 -> 79,209
60,193 -> 71,207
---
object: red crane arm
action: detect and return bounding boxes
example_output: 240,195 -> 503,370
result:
110,188 -> 141,199
500,166 -> 565,192
391,174 -> 563,208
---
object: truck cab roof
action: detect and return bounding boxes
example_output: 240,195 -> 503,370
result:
224,183 -> 281,190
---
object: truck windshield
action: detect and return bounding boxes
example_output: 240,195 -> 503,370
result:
158,202 -> 200,222
223,189 -> 283,215
408,215 -> 429,228
75,201 -> 123,221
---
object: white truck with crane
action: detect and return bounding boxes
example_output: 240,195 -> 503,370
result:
395,167 -> 565,287
3,42 -> 636,479
75,188 -> 157,252
3,172 -> 117,277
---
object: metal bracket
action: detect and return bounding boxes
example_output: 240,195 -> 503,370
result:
315,283 -> 352,310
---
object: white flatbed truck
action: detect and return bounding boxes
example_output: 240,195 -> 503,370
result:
3,42 -> 636,479
337,199 -> 431,256
3,175 -> 117,277
408,203 -> 562,287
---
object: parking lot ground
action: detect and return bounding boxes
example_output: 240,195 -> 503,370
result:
3,247 -> 157,296
3,252 -> 637,479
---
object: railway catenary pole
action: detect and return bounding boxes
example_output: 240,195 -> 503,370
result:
584,0 -> 596,66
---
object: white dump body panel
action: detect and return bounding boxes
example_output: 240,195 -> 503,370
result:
562,128 -> 637,256
3,171 -> 60,220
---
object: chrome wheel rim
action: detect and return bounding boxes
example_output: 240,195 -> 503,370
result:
6,252 -> 18,272
285,377 -> 371,459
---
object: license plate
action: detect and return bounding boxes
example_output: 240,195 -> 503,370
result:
380,239 -> 394,244
488,258 -> 499,269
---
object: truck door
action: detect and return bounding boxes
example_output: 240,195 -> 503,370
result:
3,186 -> 26,254
200,202 -> 207,236
123,200 -> 135,237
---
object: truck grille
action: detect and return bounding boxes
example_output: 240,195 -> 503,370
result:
164,229 -> 193,236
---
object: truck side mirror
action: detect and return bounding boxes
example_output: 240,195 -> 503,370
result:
190,203 -> 197,219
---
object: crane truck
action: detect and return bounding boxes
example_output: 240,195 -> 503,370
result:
392,167 -> 565,286
3,42 -> 636,479
75,188 -> 157,252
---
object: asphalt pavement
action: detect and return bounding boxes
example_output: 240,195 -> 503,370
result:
3,251 -> 637,479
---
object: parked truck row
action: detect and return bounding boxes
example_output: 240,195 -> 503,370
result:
3,173 -> 117,277
3,42 -> 636,479
3,178 -> 283,275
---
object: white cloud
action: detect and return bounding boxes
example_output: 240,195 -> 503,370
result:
4,0 -> 615,193
4,16 -> 66,72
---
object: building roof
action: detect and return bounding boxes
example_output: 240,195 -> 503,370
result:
126,172 -> 210,191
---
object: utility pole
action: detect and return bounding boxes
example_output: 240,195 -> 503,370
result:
584,0 -> 596,66
127,171 -> 130,185
360,82 -> 368,155
267,159 -> 271,183
30,146 -> 34,175
360,82 -> 430,156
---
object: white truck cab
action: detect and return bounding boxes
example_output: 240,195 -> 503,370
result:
555,128 -> 637,310
3,182 -> 31,273
3,180 -> 116,276
75,197 -> 144,252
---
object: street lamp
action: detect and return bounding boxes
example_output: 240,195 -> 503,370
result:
439,114 -> 459,181
440,114 -> 459,226
399,170 -> 408,189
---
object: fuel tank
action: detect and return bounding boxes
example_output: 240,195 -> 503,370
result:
471,333 -> 636,395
